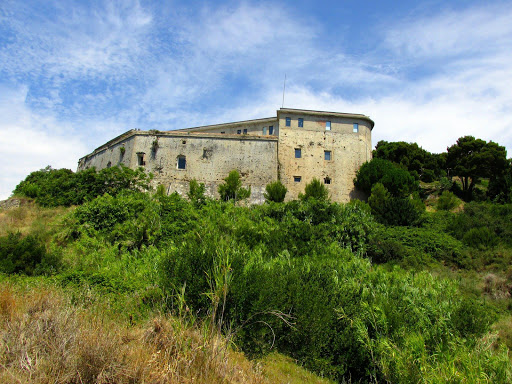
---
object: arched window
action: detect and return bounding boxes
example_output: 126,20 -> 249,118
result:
177,155 -> 186,170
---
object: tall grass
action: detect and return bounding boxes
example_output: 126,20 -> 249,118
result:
0,282 -> 267,384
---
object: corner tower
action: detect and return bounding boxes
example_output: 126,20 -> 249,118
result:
277,108 -> 374,202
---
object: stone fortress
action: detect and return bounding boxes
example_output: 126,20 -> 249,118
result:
78,108 -> 374,204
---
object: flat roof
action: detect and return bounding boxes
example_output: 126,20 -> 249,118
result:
171,116 -> 276,133
278,108 -> 374,128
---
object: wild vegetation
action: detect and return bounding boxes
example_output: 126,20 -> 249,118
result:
2,135 -> 512,383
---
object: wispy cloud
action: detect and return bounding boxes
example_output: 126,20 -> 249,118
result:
1,1 -> 511,200
384,3 -> 512,60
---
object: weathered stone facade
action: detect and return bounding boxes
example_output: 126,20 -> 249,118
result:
78,108 -> 374,204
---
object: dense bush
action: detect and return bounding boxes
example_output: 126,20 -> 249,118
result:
13,165 -> 153,207
264,180 -> 287,203
368,183 -> 424,226
448,202 -> 512,247
354,158 -> 417,197
299,178 -> 329,201
437,190 -> 459,211
218,170 -> 251,202
187,179 -> 207,207
368,224 -> 464,267
0,232 -> 60,275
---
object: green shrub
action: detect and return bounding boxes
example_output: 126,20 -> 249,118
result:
462,227 -> 498,249
367,237 -> 410,263
369,225 -> 464,267
187,179 -> 207,207
447,202 -> 512,247
0,232 -> 60,275
378,197 -> 423,227
218,170 -> 251,202
437,190 -> 459,211
452,298 -> 496,339
13,165 -> 153,207
299,178 -> 329,201
264,180 -> 287,203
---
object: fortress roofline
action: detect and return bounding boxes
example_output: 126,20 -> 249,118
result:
278,108 -> 374,129
172,116 -> 276,133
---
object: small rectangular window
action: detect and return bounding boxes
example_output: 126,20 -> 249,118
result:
263,127 -> 267,135
221,131 -> 225,134
294,176 -> 301,182
324,150 -> 331,161
295,148 -> 301,158
326,121 -> 331,131
177,156 -> 186,169
137,153 -> 145,166
237,129 -> 241,134
243,129 -> 248,134
286,117 -> 291,126
298,118 -> 304,127
269,126 -> 274,135
353,123 -> 359,133
324,177 -> 331,185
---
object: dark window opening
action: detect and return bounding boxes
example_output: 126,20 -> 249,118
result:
182,140 -> 187,144
285,117 -> 291,126
269,126 -> 274,135
137,153 -> 146,166
298,118 -> 304,127
177,155 -> 186,170
221,131 -> 225,134
107,161 -> 112,168
295,148 -> 301,158
243,128 -> 248,134
324,177 -> 331,185
294,176 -> 301,182
324,150 -> 332,160
237,129 -> 241,134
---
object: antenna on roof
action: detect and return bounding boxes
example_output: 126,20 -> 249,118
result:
282,74 -> 286,108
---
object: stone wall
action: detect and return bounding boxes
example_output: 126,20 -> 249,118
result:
277,110 -> 372,201
0,198 -> 26,210
79,132 -> 279,204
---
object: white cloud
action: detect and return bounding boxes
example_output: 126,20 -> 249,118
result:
0,0 -> 153,80
0,86 -> 129,200
384,3 -> 512,59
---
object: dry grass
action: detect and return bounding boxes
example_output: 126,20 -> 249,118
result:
0,203 -> 69,238
257,353 -> 334,384
0,283 -> 268,384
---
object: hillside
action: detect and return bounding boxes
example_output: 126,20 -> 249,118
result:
1,164 -> 512,383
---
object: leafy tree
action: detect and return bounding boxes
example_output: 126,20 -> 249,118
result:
299,178 -> 329,201
188,179 -> 207,207
354,158 -> 417,198
218,170 -> 251,202
264,180 -> 287,203
368,182 -> 390,218
373,140 -> 445,182
446,136 -> 508,200
487,159 -> 512,203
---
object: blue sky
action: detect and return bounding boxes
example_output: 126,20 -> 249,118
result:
1,0 -> 512,199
